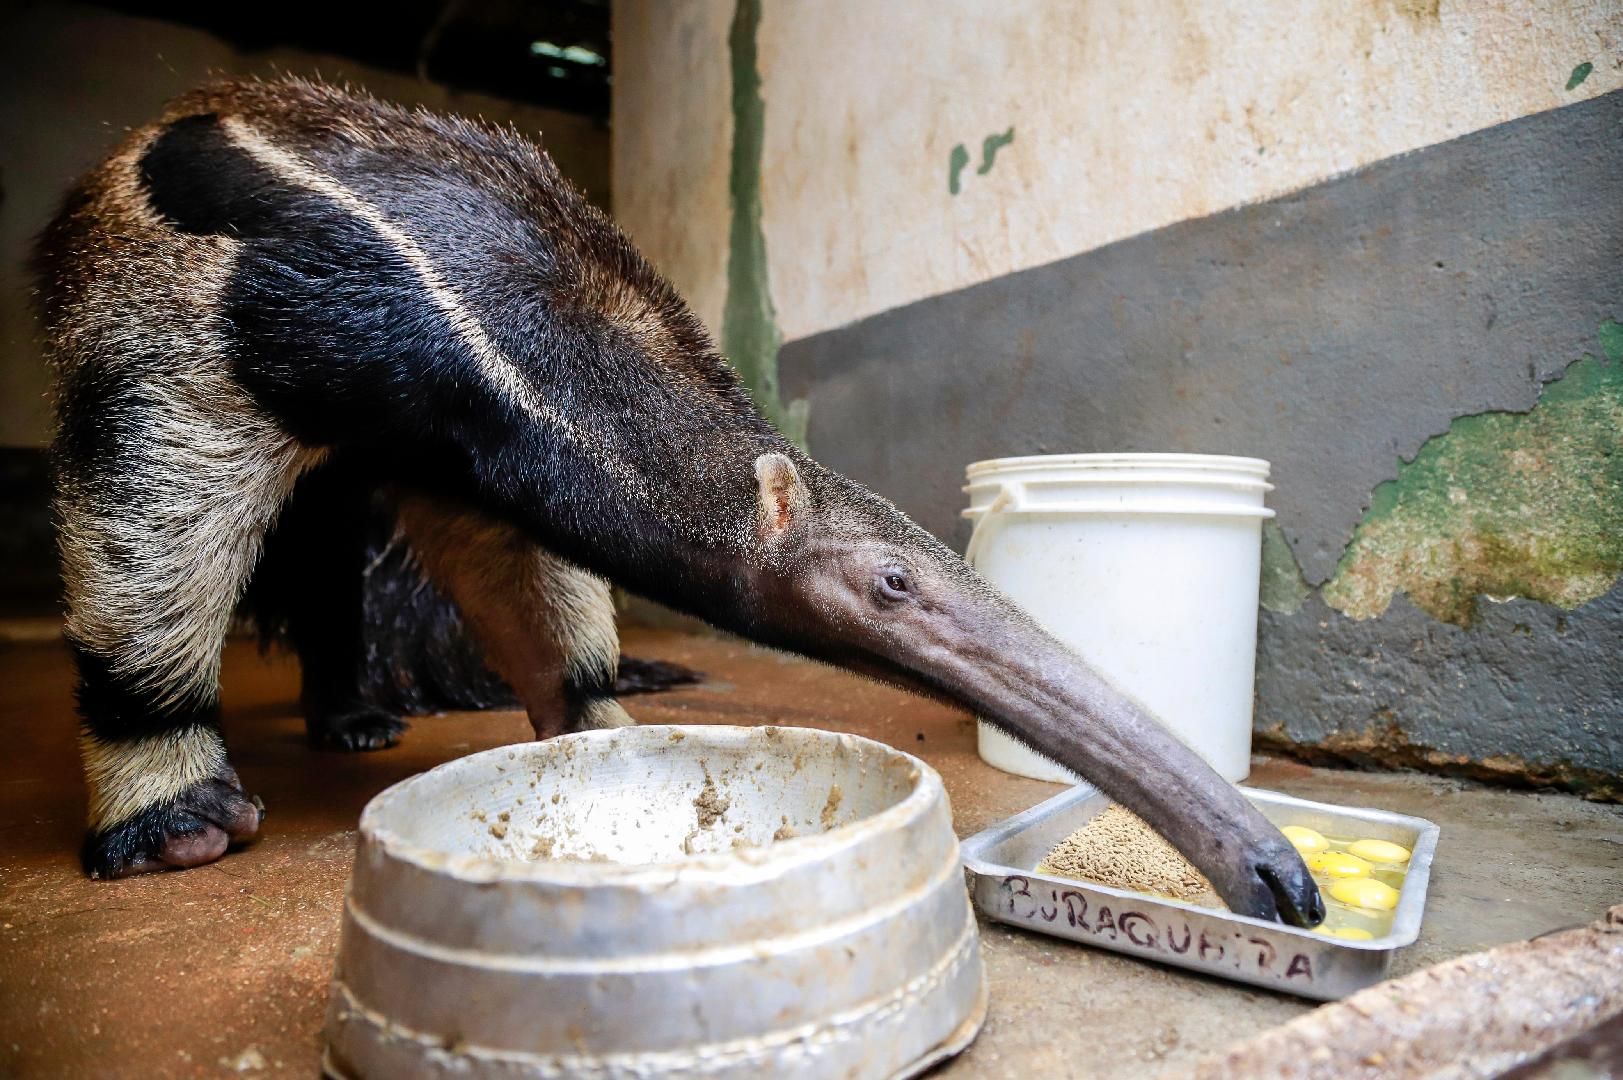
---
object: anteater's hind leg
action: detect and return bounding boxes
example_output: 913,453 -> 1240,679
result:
249,462 -> 411,751
395,496 -> 632,738
58,382 -> 320,878
251,474 -> 696,746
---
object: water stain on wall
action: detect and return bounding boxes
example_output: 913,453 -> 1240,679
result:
723,0 -> 808,446
1384,0 -> 1441,22
1323,318 -> 1623,627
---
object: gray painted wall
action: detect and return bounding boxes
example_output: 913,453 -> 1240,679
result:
1257,587 -> 1620,791
780,92 -> 1622,788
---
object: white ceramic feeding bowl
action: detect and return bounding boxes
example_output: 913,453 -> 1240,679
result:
323,725 -> 987,1079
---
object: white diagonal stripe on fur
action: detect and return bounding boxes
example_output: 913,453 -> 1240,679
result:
220,119 -> 651,504
53,164 -> 329,712
81,726 -> 226,831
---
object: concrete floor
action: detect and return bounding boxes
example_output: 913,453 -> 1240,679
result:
0,627 -> 1619,1078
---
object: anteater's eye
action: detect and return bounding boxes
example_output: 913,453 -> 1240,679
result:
880,571 -> 911,597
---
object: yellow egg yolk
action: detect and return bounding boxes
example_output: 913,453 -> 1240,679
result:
1307,851 -> 1372,879
1328,877 -> 1400,911
1348,838 -> 1412,865
1281,825 -> 1329,854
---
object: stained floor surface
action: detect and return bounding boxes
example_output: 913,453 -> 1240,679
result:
1,627 -> 1619,1077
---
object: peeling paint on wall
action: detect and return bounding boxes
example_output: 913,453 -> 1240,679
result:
722,0 -> 808,446
1323,319 -> 1623,627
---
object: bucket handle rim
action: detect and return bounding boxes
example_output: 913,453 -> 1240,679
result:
962,501 -> 1276,519
963,484 -> 1020,568
964,474 -> 1275,495
965,481 -> 1276,567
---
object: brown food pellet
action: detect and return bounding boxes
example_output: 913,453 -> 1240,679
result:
820,784 -> 843,828
693,773 -> 730,828
1038,804 -> 1227,910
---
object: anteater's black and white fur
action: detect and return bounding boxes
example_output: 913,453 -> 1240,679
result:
35,78 -> 1322,926
244,457 -> 700,752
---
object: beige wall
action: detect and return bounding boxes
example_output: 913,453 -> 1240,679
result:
611,2 -> 736,337
0,2 -> 609,448
614,0 -> 1621,344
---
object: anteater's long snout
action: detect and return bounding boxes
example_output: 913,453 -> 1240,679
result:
902,587 -> 1324,927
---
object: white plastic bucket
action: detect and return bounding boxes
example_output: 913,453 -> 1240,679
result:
962,453 -> 1273,784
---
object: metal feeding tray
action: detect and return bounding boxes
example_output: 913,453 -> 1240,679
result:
961,784 -> 1439,1001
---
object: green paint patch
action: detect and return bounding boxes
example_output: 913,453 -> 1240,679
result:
1565,61 -> 1593,91
1323,318 -> 1623,627
1598,317 -> 1623,361
977,127 -> 1014,175
951,128 -> 1013,194
1260,522 -> 1312,615
723,0 -> 809,447
948,143 -> 970,195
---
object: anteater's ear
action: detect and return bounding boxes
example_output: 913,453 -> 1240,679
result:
754,453 -> 808,545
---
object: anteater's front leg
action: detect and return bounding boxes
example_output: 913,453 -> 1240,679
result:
60,393 -> 319,878
395,496 -> 632,739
